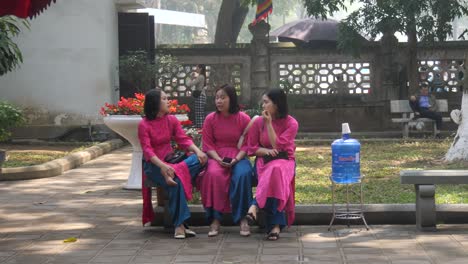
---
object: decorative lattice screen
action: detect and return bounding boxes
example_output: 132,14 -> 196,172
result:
158,64 -> 243,97
277,62 -> 371,95
418,60 -> 464,93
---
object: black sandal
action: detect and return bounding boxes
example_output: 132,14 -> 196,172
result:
245,212 -> 257,226
267,232 -> 280,241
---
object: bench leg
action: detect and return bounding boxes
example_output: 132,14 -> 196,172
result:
415,184 -> 436,231
403,123 -> 409,138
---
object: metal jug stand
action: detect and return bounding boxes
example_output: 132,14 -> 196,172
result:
328,175 -> 369,231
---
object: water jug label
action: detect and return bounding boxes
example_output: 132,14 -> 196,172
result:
336,153 -> 357,163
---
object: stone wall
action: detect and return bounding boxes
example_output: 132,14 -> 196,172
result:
158,37 -> 468,132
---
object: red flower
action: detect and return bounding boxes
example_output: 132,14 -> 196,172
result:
168,100 -> 191,114
180,120 -> 193,127
100,93 -> 191,117
100,92 -> 144,116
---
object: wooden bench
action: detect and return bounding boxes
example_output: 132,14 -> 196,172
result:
390,99 -> 451,138
400,170 -> 468,231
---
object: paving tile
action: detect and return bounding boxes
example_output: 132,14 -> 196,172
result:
2,255 -> 50,264
217,254 -> 257,263
260,254 -> 301,262
303,254 -> 343,262
262,247 -> 299,255
174,255 -> 216,263
47,256 -> 96,264
90,255 -> 134,263
302,241 -> 339,249
131,255 -> 173,264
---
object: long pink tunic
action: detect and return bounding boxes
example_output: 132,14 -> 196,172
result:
138,114 -> 194,200
247,115 -> 298,226
200,112 -> 251,213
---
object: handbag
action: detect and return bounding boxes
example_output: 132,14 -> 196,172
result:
164,151 -> 187,164
263,151 -> 289,164
192,90 -> 201,98
163,117 -> 188,164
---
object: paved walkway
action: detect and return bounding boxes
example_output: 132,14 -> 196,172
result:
1,146 -> 468,264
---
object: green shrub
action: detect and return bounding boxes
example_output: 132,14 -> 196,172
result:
0,101 -> 24,142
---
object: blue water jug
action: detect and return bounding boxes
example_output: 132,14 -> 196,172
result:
331,124 -> 361,184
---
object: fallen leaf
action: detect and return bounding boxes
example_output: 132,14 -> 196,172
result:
63,237 -> 77,243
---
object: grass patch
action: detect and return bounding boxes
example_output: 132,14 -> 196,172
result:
2,143 -> 96,168
295,139 -> 468,204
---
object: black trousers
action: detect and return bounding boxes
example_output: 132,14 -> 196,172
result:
419,108 -> 442,130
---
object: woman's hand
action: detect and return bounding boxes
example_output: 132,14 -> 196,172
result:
265,149 -> 278,157
215,157 -> 230,168
159,163 -> 175,179
256,148 -> 278,157
196,151 -> 208,165
262,110 -> 272,124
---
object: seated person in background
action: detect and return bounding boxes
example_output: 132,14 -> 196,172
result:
328,74 -> 347,94
409,85 -> 442,137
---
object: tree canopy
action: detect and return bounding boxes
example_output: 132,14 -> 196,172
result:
0,16 -> 29,76
302,0 -> 468,94
303,0 -> 468,42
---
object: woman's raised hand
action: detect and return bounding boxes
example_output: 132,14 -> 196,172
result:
262,110 -> 272,123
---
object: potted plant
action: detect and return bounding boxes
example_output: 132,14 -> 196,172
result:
100,94 -> 194,189
0,101 -> 24,168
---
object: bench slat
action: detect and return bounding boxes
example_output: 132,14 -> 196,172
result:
390,100 -> 412,113
390,99 -> 449,113
400,170 -> 468,184
391,117 -> 451,123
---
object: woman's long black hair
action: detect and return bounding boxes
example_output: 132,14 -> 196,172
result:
197,64 -> 207,86
144,89 -> 161,120
265,88 -> 288,119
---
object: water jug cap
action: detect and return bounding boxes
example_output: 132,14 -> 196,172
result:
342,123 -> 351,134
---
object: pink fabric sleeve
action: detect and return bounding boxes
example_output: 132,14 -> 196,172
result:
138,120 -> 156,161
239,113 -> 251,152
276,117 -> 299,150
202,113 -> 216,152
246,118 -> 262,156
170,115 -> 193,150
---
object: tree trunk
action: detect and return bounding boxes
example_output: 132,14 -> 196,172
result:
214,0 -> 248,47
407,21 -> 419,97
445,54 -> 468,162
445,90 -> 468,161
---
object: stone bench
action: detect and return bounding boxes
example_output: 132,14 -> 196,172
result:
400,170 -> 468,231
144,171 -> 260,228
144,177 -> 172,228
390,99 -> 451,138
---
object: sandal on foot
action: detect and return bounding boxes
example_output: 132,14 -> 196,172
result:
183,224 -> 196,237
267,232 -> 280,241
245,213 -> 257,226
240,220 -> 251,237
185,229 -> 196,237
208,223 -> 220,237
174,231 -> 186,239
